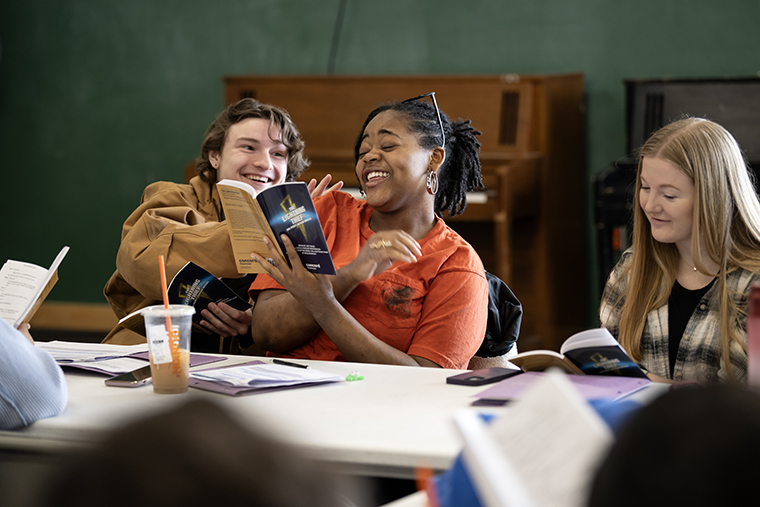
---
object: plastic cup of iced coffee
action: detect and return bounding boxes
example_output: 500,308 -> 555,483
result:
141,305 -> 194,394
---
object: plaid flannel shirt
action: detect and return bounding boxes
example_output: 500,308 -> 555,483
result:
600,249 -> 759,383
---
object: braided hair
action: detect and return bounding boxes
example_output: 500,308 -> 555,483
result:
353,99 -> 484,217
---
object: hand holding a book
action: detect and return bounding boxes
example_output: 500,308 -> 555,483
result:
199,303 -> 253,338
16,323 -> 34,344
252,235 -> 335,305
251,234 -> 433,366
252,230 -> 420,303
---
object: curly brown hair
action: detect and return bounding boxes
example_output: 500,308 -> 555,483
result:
196,98 -> 309,183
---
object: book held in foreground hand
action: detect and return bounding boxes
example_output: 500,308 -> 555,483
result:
439,372 -> 615,507
216,179 -> 336,275
0,246 -> 69,328
118,261 -> 252,336
508,327 -> 648,378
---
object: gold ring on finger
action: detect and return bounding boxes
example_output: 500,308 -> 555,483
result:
370,240 -> 393,249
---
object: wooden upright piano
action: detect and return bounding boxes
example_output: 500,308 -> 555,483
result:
221,74 -> 587,351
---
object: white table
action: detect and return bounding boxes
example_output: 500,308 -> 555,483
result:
0,348 -> 668,484
0,353 -> 503,479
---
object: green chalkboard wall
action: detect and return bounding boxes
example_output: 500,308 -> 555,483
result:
1,0 -> 759,326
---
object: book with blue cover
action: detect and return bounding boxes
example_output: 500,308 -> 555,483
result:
118,261 -> 251,336
508,328 -> 648,378
217,180 -> 336,275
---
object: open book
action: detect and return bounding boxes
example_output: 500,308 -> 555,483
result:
437,372 -> 615,507
216,179 -> 336,275
509,328 -> 648,378
118,261 -> 252,336
0,246 -> 69,328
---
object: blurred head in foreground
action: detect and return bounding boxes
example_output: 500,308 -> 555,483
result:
42,399 -> 366,507
588,384 -> 760,507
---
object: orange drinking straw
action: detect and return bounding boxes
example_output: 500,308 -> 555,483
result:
158,256 -> 182,375
158,255 -> 172,315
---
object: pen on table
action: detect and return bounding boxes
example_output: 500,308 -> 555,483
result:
272,359 -> 309,369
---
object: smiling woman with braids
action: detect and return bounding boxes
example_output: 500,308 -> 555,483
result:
249,94 -> 489,368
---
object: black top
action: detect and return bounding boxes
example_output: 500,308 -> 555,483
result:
668,279 -> 716,376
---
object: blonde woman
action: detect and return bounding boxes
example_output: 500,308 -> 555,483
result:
600,117 -> 760,383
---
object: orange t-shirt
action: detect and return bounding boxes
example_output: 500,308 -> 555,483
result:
249,192 -> 488,369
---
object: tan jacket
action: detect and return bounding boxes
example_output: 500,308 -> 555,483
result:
103,177 -> 241,345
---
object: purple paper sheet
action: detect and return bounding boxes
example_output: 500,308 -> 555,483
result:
473,371 -> 651,404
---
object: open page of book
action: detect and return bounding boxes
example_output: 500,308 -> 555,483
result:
560,328 -> 620,355
0,246 -> 69,328
216,179 -> 275,273
485,372 -> 614,507
453,410 -> 536,507
508,350 -> 581,374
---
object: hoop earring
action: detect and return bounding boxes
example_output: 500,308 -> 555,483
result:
426,170 -> 439,195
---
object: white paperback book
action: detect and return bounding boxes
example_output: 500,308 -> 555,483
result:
0,246 -> 69,328
455,370 -> 614,507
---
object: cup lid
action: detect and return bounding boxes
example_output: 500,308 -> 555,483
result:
140,304 -> 196,317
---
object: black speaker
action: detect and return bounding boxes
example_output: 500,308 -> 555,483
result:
625,77 -> 760,167
597,77 -> 760,293
594,159 -> 636,292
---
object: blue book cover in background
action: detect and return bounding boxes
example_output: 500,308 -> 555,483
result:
563,345 -> 648,378
508,328 -> 649,379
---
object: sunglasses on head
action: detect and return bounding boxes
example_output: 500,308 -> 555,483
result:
401,92 -> 445,148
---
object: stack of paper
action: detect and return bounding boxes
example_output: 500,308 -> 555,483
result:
189,362 -> 344,396
37,341 -> 223,375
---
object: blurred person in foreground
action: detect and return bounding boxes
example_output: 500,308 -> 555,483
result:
0,319 -> 66,430
41,398 -> 367,507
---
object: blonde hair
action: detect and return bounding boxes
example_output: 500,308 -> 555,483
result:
607,117 -> 760,379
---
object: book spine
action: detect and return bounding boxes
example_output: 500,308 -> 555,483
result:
748,283 -> 760,387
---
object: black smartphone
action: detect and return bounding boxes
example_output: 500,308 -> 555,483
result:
446,367 -> 522,386
104,365 -> 153,387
